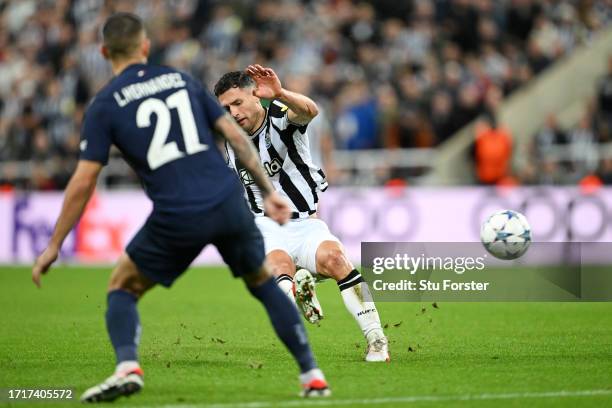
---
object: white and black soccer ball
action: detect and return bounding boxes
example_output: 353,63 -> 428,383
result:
480,210 -> 531,260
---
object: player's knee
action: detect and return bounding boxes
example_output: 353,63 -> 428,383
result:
243,266 -> 272,288
265,250 -> 295,277
107,253 -> 152,298
266,260 -> 294,278
108,275 -> 148,298
317,243 -> 350,280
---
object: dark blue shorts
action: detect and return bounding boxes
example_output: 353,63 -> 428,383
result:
126,186 -> 265,287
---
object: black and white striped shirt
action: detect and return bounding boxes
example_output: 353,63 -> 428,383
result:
226,100 -> 328,219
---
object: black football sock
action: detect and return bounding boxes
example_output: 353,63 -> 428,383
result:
106,290 -> 140,364
248,277 -> 317,373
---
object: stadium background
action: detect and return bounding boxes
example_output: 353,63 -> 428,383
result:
0,0 -> 611,264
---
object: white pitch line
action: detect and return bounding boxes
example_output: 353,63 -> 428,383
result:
138,389 -> 612,408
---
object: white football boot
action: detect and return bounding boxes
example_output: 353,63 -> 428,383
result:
365,331 -> 390,362
80,364 -> 144,403
299,368 -> 331,397
294,269 -> 324,324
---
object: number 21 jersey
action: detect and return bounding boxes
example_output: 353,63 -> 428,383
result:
80,63 -> 240,213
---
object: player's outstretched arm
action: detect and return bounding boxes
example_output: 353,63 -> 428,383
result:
32,160 -> 102,287
246,64 -> 318,125
215,114 -> 290,224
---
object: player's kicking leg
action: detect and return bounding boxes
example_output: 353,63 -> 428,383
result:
81,253 -> 155,402
242,265 -> 330,397
315,241 -> 390,362
269,251 -> 323,324
256,217 -> 323,324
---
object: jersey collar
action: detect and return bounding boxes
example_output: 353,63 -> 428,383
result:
249,107 -> 269,138
121,63 -> 148,74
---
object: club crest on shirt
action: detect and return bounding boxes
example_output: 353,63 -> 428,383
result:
265,132 -> 272,148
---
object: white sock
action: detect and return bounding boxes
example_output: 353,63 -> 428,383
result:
338,270 -> 384,341
276,274 -> 296,304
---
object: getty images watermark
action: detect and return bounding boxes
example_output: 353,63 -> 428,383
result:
371,252 -> 490,292
361,242 -> 612,301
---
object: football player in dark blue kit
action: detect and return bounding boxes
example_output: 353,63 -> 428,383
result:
31,13 -> 330,402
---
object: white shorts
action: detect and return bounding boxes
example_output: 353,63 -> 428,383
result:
254,216 -> 340,273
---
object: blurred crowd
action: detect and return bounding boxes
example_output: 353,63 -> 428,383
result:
526,55 -> 612,185
0,0 -> 610,189
474,55 -> 612,186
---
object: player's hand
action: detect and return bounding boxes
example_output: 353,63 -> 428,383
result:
246,65 -> 282,100
32,245 -> 59,288
264,191 -> 291,225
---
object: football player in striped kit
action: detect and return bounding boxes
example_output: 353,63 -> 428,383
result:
215,65 -> 389,362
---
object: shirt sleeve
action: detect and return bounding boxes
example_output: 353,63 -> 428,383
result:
270,99 -> 308,133
79,99 -> 113,165
199,87 -> 226,125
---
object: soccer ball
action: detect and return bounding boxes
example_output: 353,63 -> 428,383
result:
480,210 -> 531,260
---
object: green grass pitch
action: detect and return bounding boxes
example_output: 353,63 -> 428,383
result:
1,265 -> 612,407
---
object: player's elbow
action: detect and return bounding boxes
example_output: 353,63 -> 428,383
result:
308,103 -> 319,120
295,104 -> 318,125
68,175 -> 97,195
68,168 -> 99,194
217,115 -> 247,145
71,160 -> 102,184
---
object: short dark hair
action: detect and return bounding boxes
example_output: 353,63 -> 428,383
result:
102,12 -> 145,60
214,71 -> 254,97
